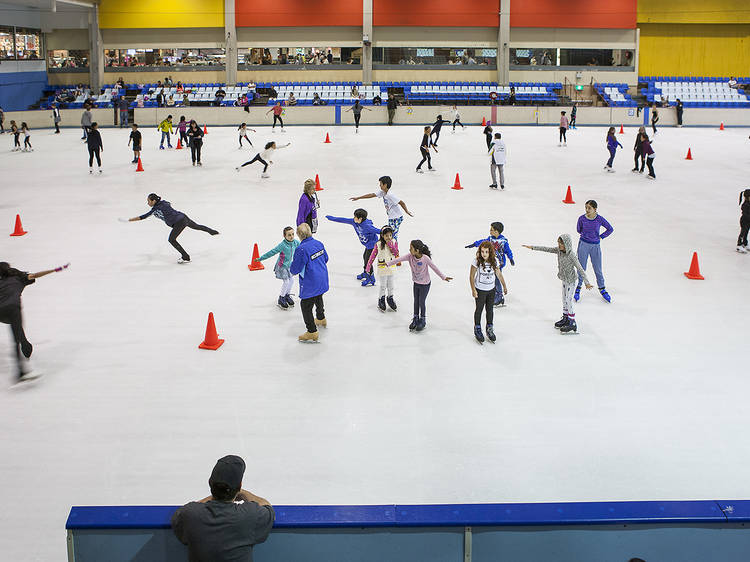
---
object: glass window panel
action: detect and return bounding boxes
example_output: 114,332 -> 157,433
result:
0,27 -> 14,59
48,49 -> 89,68
15,28 -> 40,59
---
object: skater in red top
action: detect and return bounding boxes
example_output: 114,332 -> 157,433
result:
266,103 -> 285,132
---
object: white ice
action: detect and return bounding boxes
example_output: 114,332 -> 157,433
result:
1,120 -> 749,560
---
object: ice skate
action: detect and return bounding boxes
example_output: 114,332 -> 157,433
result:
486,324 -> 496,343
647,175 -> 655,180
177,257 -> 191,264
474,325 -> 485,343
631,168 -> 638,173
500,184 -> 505,190
599,287 -> 611,303
558,143 -> 562,147
261,172 -> 270,178
378,296 -> 386,312
489,183 -> 497,189
197,162 -> 202,166
428,167 -> 436,172
574,286 -> 581,302
13,371 -> 42,386
409,316 -> 418,331
737,246 -> 748,254
298,331 -> 319,343
285,295 -> 295,307
415,317 -> 426,332
494,294 -> 505,307
606,168 -> 616,173
98,168 -> 102,174
89,169 -> 93,174
277,296 -> 289,309
554,315 -> 569,329
361,272 -> 375,287
560,320 -> 578,335
416,168 -> 424,173
386,296 -> 397,311
356,271 -> 368,280
235,167 -> 240,171
314,318 -> 327,328
563,142 -> 567,147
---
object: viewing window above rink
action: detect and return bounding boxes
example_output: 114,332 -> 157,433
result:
238,47 -> 362,66
511,48 -> 634,68
373,47 -> 497,67
104,49 -> 226,67
0,26 -> 41,60
48,50 -> 89,69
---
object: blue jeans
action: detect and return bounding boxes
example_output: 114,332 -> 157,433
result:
119,110 -> 128,127
577,239 -> 605,288
606,147 -> 616,168
160,131 -> 171,147
413,282 -> 431,318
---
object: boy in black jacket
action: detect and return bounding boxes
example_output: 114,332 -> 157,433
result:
87,122 -> 103,174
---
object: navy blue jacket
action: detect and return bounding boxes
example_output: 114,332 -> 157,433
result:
290,237 -> 329,298
325,216 -> 379,249
139,200 -> 186,227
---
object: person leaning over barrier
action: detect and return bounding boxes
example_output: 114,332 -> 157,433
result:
172,455 -> 274,562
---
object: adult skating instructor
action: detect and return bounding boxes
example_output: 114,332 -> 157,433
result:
1,261 -> 69,382
125,193 -> 219,264
290,223 -> 329,343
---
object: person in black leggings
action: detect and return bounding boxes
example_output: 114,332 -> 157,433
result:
187,120 -> 203,166
738,189 -> 750,252
469,242 -> 507,343
1,261 -> 69,382
416,126 -> 435,173
87,122 -> 103,172
10,120 -> 20,150
126,193 -> 218,263
429,114 -> 451,147
651,104 -> 659,135
345,100 -> 371,132
483,125 -> 493,150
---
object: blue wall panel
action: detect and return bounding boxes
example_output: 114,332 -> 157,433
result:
0,70 -> 47,111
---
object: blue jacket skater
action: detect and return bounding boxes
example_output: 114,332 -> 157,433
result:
290,236 -> 329,298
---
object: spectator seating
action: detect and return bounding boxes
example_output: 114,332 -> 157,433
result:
639,76 -> 750,107
407,81 -> 560,103
595,83 -> 636,107
263,82 -> 386,105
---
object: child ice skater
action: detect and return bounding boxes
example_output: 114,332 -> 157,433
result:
429,114 -> 451,147
21,122 -> 32,152
632,126 -> 646,173
483,124 -> 493,150
128,123 -> 141,164
124,193 -> 219,264
574,200 -> 614,303
238,122 -> 256,148
523,234 -> 592,334
350,176 -> 413,239
267,102 -> 285,131
651,104 -> 659,135
465,221 -> 514,306
345,100 -> 371,132
641,132 -> 655,179
158,115 -> 173,149
236,141 -> 290,178
325,209 -> 380,286
559,111 -> 568,146
177,116 -> 188,147
366,226 -> 400,312
570,105 -> 577,129
10,120 -> 20,151
386,240 -> 452,332
488,133 -> 506,190
257,226 -> 300,308
738,189 -> 750,253
604,127 -> 622,172
416,126 -> 436,173
469,241 -> 508,343
451,105 -> 465,132
86,122 -> 102,172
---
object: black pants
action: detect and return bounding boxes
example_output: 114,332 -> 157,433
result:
239,134 -> 252,147
417,148 -> 432,170
570,115 -> 576,127
559,127 -> 567,142
23,137 -> 31,149
452,118 -> 463,130
634,151 -> 645,171
168,216 -> 216,260
241,153 -> 269,172
14,133 -> 20,147
387,108 -> 395,125
485,134 -> 492,150
54,121 -> 60,133
677,109 -> 683,125
646,155 -> 655,178
474,288 -> 496,326
180,131 -> 189,146
362,247 -> 374,271
0,305 -> 31,377
301,294 -> 325,333
354,114 -> 361,128
431,129 -> 442,145
82,126 -> 89,139
272,114 -> 283,128
88,147 -> 101,167
651,118 -> 658,135
190,140 -> 202,163
739,219 -> 750,247
412,282 -> 431,318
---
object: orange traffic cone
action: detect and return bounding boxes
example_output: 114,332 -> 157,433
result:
315,174 -> 324,191
248,243 -> 265,271
451,173 -> 463,190
719,122 -> 724,131
198,312 -> 225,350
176,138 -> 183,150
685,148 -> 693,160
10,214 -> 27,237
481,117 -> 487,126
324,132 -> 332,143
203,124 -> 208,134
619,124 -> 624,134
136,157 -> 144,172
684,252 -> 704,280
562,185 -> 575,204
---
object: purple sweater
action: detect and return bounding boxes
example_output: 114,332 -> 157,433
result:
577,214 -> 614,244
296,193 -> 317,228
386,254 -> 446,284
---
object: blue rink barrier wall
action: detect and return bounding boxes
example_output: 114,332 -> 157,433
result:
66,500 -> 750,562
5,106 -> 750,130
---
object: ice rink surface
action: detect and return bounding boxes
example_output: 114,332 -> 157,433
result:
1,118 -> 749,560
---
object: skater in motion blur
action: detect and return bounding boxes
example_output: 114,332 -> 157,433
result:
1,261 -> 69,383
125,193 -> 219,264
738,189 -> 750,253
523,234 -> 592,334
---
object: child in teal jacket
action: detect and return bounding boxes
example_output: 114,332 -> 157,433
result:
258,226 -> 300,309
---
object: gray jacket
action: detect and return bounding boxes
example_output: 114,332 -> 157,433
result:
81,110 -> 92,127
530,233 -> 590,285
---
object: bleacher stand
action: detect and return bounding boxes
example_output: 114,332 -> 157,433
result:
595,83 -> 636,107
639,76 -> 750,107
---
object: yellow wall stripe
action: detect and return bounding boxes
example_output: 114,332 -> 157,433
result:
99,0 -> 224,29
638,0 -> 750,24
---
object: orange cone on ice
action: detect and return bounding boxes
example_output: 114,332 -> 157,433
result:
203,124 -> 208,134
481,117 -> 487,126
176,138 -> 183,149
562,185 -> 575,204
451,173 -> 463,190
136,157 -> 144,172
684,252 -> 704,280
314,174 -> 324,191
324,132 -> 331,143
10,214 -> 27,236
685,148 -> 693,160
198,312 -> 224,350
719,122 -> 724,131
248,243 -> 265,271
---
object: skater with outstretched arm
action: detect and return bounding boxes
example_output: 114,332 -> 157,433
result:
345,100 -> 371,133
124,193 -> 218,264
350,176 -> 413,239
236,141 -> 289,178
256,226 -> 299,309
523,234 -> 592,334
1,261 -> 69,383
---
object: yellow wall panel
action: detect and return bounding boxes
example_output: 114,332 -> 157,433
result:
639,23 -> 750,76
99,0 -> 224,29
638,0 -> 750,24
